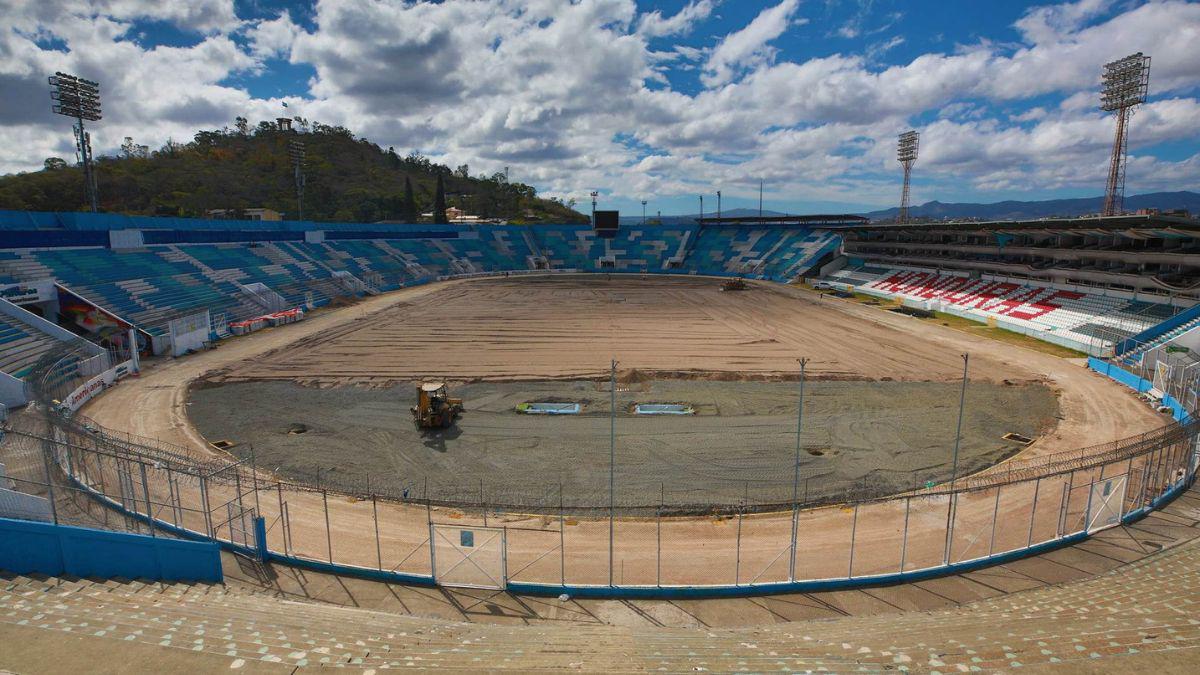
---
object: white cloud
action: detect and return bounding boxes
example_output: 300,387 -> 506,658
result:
245,10 -> 302,59
1,0 -> 1199,209
637,0 -> 716,38
1014,0 -> 1114,44
702,0 -> 802,87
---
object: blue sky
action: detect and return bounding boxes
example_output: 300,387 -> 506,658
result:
3,1 -> 1199,216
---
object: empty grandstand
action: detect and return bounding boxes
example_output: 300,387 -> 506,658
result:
822,214 -> 1200,355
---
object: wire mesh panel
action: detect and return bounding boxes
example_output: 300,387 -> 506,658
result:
377,500 -> 432,577
661,511 -> 738,586
793,504 -> 854,580
505,520 -> 562,585
1063,468 -> 1102,537
901,493 -> 951,572
611,516 -> 658,586
431,523 -> 506,590
991,479 -> 1039,555
949,487 -> 1000,564
849,499 -> 906,578
1087,474 -> 1127,533
735,511 -> 793,586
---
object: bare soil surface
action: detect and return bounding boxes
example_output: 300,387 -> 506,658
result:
74,275 -> 1172,593
209,275 -> 1037,386
188,379 -> 1057,509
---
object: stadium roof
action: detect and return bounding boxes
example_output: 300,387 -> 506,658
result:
847,213 -> 1200,235
697,214 -> 869,227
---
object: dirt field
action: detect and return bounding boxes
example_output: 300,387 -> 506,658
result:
188,378 -> 1057,508
210,276 -> 1038,385
75,274 -> 1173,592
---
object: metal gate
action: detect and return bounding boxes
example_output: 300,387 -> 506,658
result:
1087,475 -> 1128,533
430,523 -> 507,590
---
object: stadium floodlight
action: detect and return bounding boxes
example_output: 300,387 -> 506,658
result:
1100,52 -> 1151,216
896,130 -> 919,224
590,190 -> 599,224
641,200 -> 647,225
49,72 -> 102,212
288,138 -> 306,221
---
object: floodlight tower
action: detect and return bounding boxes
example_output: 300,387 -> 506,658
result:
1100,53 -> 1151,216
288,138 -> 306,221
590,191 -> 599,224
896,130 -> 919,224
49,72 -> 102,212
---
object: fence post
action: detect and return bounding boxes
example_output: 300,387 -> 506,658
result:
372,492 -> 382,571
1057,480 -> 1070,538
847,503 -> 859,578
276,481 -> 286,552
735,504 -> 743,586
201,475 -> 213,538
988,486 -> 1001,555
559,484 -> 566,587
140,462 -> 156,537
942,492 -> 956,565
1026,477 -> 1041,548
250,446 -> 261,515
657,480 -> 667,586
1086,472 -> 1102,532
323,488 -> 332,563
40,438 -> 59,526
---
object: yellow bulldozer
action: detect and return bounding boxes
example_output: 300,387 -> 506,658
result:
411,381 -> 463,429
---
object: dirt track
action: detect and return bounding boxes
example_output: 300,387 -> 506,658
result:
77,274 -> 1172,591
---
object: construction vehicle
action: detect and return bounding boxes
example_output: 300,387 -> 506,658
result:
411,381 -> 463,429
719,277 -> 748,291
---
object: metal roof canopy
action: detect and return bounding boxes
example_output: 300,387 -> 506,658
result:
697,214 -> 869,227
848,214 -> 1200,234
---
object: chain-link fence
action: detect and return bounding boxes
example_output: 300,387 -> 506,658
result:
3,337 -> 1196,594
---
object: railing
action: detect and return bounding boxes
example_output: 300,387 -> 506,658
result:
2,338 -> 1196,598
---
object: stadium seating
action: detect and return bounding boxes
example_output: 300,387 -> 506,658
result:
825,265 -> 1179,350
0,221 -> 856,345
688,226 -> 839,280
0,313 -> 62,378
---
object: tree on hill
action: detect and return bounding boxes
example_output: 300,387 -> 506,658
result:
433,174 -> 448,224
403,176 -> 417,223
0,117 -> 588,224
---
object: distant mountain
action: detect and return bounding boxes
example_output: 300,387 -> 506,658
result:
619,207 -> 788,226
862,191 -> 1200,222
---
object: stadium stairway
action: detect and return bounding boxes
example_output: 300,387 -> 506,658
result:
1120,315 -> 1200,366
3,483 -> 1200,672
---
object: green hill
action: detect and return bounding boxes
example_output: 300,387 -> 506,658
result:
0,118 -> 588,224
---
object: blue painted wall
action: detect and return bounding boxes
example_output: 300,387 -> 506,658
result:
0,517 -> 222,583
1088,357 -> 1191,422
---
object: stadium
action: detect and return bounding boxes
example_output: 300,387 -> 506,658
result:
0,206 -> 1196,621
2,4 -> 1199,669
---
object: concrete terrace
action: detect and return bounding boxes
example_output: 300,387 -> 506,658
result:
2,481 -> 1199,672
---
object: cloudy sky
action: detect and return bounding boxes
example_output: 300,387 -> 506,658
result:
2,0 -> 1198,215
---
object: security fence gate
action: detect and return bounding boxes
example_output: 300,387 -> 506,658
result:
1087,475 -> 1127,533
431,523 -> 507,590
